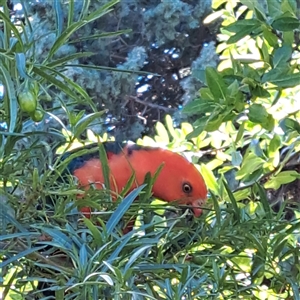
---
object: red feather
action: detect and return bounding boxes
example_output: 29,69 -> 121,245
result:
64,142 -> 207,230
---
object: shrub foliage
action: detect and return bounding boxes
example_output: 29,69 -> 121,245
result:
1,0 -> 300,299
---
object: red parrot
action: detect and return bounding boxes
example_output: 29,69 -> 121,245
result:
63,142 -> 207,230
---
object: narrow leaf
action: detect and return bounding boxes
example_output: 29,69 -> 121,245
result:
98,141 -> 110,191
74,112 -> 106,138
46,52 -> 95,68
47,0 -> 119,60
70,30 -> 132,43
106,185 -> 146,235
67,0 -> 75,27
205,67 -> 227,101
54,0 -> 64,36
15,53 -> 30,79
0,64 -> 18,133
256,183 -> 272,218
124,245 -> 152,272
0,10 -> 23,45
0,246 -> 46,268
223,180 -> 240,223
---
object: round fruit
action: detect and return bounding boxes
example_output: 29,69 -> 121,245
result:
18,90 -> 37,113
30,109 -> 44,122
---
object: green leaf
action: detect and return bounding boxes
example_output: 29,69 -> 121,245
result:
38,227 -> 73,250
211,193 -> 221,227
0,10 -> 23,46
39,65 -> 97,110
227,25 -> 262,45
15,52 -> 30,79
236,154 -> 265,180
256,184 -> 272,219
165,114 -> 180,140
282,30 -> 295,45
223,180 -> 240,223
227,79 -> 239,97
279,117 -> 300,133
54,0 -> 64,36
155,122 -> 169,143
232,151 -> 243,167
248,104 -> 268,124
186,124 -> 206,139
205,113 -> 224,132
200,163 -> 218,194
250,85 -> 270,99
139,164 -> 164,204
272,16 -> 300,31
268,134 -> 281,157
182,100 -> 216,115
267,72 -> 300,88
65,63 -> 155,76
251,253 -> 265,283
1,208 -> 28,233
98,141 -> 111,192
79,244 -> 88,266
70,30 -> 132,43
124,245 -> 152,272
261,114 -> 275,131
73,111 -> 106,139
200,87 -> 215,100
286,278 -> 300,300
47,0 -> 119,61
78,0 -> 92,20
254,7 -> 266,22
281,0 -> 298,14
46,52 -> 95,68
262,27 -> 279,47
261,66 -> 290,84
106,185 -> 146,235
0,246 -> 47,268
235,122 -> 245,143
272,235 -> 289,259
273,45 -> 293,68
67,0 -> 75,27
118,172 -> 136,198
32,66 -> 95,110
246,232 -> 266,255
0,64 -> 18,133
181,122 -> 194,137
205,67 -> 227,101
225,19 -> 262,33
0,231 -> 40,241
212,0 -> 227,9
83,218 -> 103,247
247,103 -> 274,131
264,171 -> 300,189
266,0 -> 282,18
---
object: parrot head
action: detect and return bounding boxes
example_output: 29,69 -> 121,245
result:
125,145 -> 208,216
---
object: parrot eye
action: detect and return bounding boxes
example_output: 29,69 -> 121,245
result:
182,182 -> 192,194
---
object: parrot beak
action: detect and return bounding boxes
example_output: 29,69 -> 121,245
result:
191,199 -> 205,217
192,207 -> 203,217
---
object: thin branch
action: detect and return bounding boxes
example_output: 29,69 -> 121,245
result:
127,95 -> 176,112
1,238 -> 73,273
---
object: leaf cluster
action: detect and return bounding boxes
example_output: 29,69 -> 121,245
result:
1,0 -> 300,299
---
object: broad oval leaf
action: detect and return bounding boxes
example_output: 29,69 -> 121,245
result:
272,16 -> 300,31
264,170 -> 300,189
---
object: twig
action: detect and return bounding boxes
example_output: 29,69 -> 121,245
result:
127,95 -> 176,112
1,238 -> 73,273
